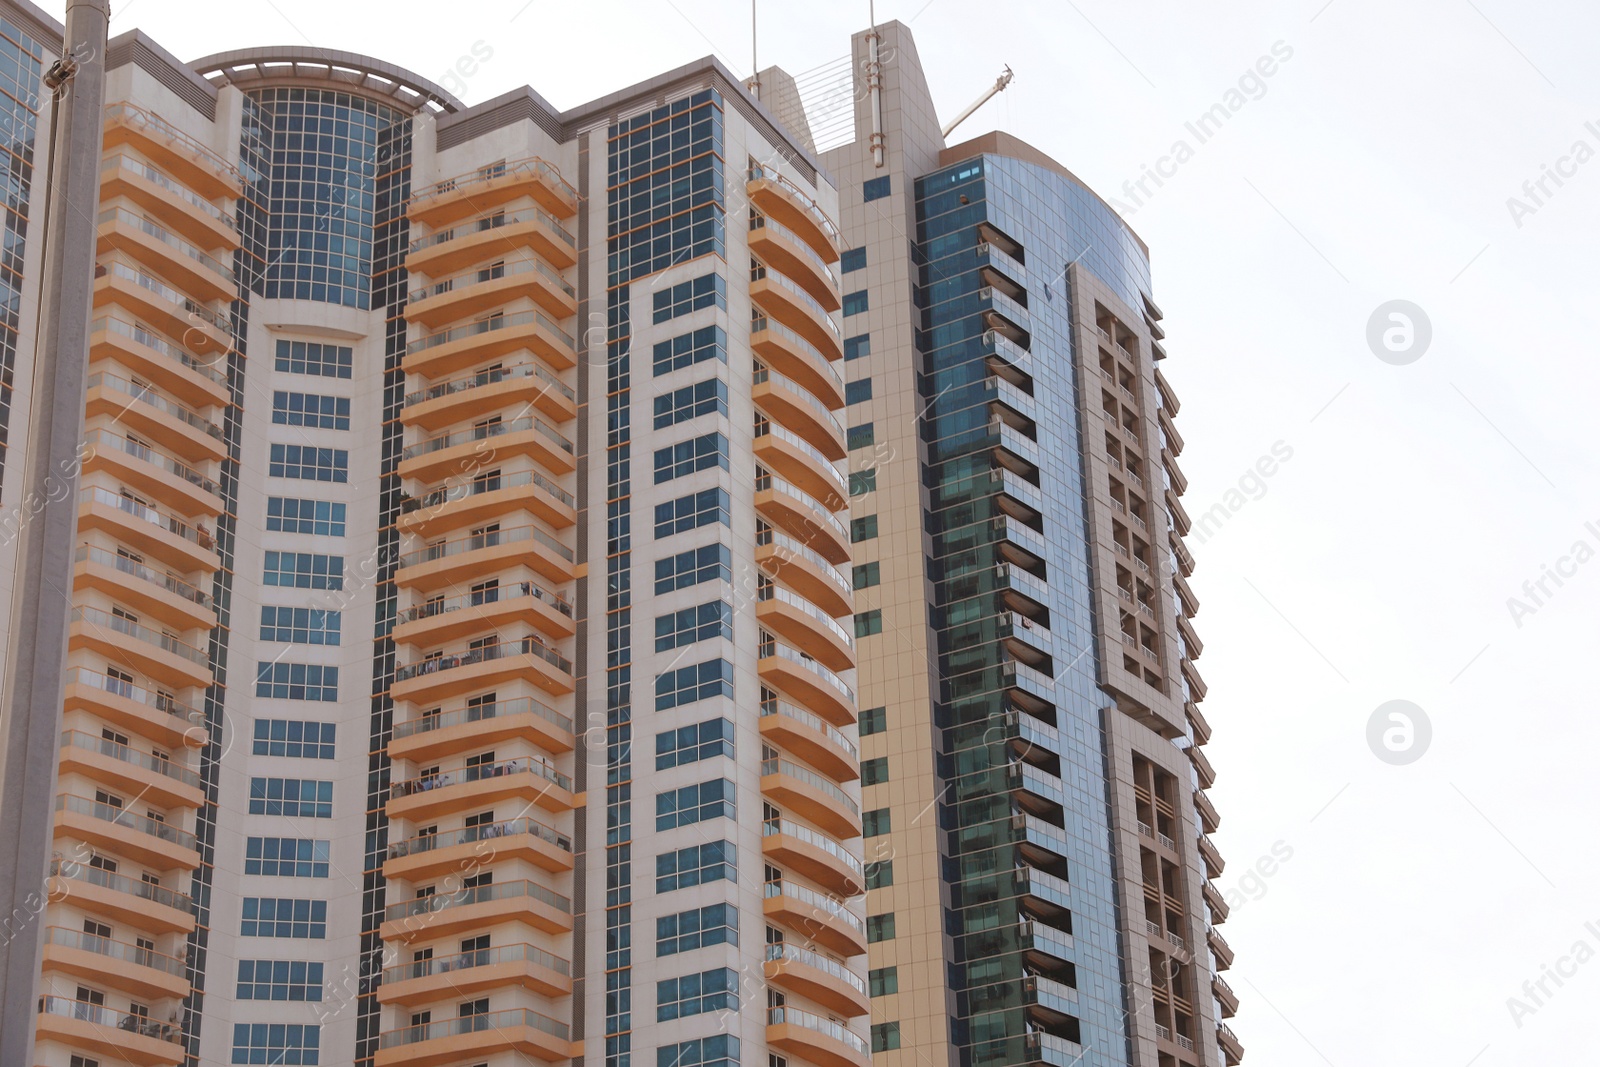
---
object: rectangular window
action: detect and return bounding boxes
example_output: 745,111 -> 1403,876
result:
275,338 -> 352,379
843,334 -> 871,361
863,175 -> 891,202
862,757 -> 890,785
842,290 -> 869,317
871,1023 -> 902,1052
866,913 -> 896,943
655,543 -> 732,594
656,718 -> 735,770
845,379 -> 873,405
656,840 -> 736,893
654,378 -> 729,428
851,515 -> 879,543
252,720 -> 336,759
654,431 -> 730,484
657,1035 -> 740,1067
849,469 -> 877,496
865,860 -> 894,889
859,706 -> 886,736
255,662 -> 338,703
272,391 -> 350,430
240,897 -> 327,938
268,444 -> 348,482
656,967 -> 739,1021
854,609 -> 883,637
655,599 -> 734,652
869,966 -> 898,996
847,423 -> 875,450
652,325 -> 728,376
657,902 -> 739,956
237,959 -> 324,1001
853,562 -> 881,590
655,488 -> 731,539
840,247 -> 867,273
259,607 -> 341,645
231,1023 -> 320,1064
655,658 -> 734,711
266,498 -> 346,536
244,838 -> 330,878
653,273 -> 728,324
863,808 -> 891,837
657,778 -> 736,831
249,778 -> 333,818
262,551 -> 344,589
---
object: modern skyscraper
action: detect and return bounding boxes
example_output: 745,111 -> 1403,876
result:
0,6 -> 1236,1067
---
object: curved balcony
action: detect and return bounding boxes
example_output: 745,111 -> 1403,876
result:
399,414 -> 574,484
402,467 -> 575,538
767,1005 -> 869,1067
760,696 -> 858,782
53,794 -> 197,870
100,153 -> 238,251
747,164 -> 841,262
403,360 -> 575,430
89,316 -> 229,409
378,941 -> 572,1005
763,879 -> 867,957
391,635 -> 574,704
92,260 -> 230,358
384,813 -> 573,882
69,605 -> 210,690
757,525 -> 852,618
82,427 -> 223,517
394,579 -> 575,650
762,756 -> 860,839
85,372 -> 225,464
411,155 -> 579,226
77,485 -> 219,576
759,637 -> 856,729
40,925 -> 188,1001
380,878 -> 572,944
395,523 -> 574,592
755,415 -> 846,508
389,754 -> 574,822
103,102 -> 242,200
36,995 -> 184,1067
752,313 -> 844,406
63,666 -> 206,750
59,729 -> 203,809
375,1005 -> 573,1067
756,472 -> 851,566
407,255 -> 577,328
764,942 -> 869,1016
96,207 -> 236,303
750,213 -> 840,308
405,307 -> 578,380
73,543 -> 214,633
389,696 -> 574,764
752,260 -> 843,360
408,206 -> 577,277
758,583 -> 855,673
762,818 -> 863,896
47,857 -> 194,935
754,364 -> 845,460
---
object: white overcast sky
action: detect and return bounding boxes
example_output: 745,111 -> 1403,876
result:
53,0 -> 1600,1062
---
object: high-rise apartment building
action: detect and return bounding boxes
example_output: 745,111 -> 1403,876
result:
0,6 -> 1235,1067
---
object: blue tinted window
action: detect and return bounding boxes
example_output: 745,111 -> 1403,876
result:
840,247 -> 867,272
864,175 -> 891,202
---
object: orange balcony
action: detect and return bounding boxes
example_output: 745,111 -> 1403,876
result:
76,486 -> 219,576
752,261 -> 843,360
394,582 -> 575,650
1209,926 -> 1235,969
1214,973 -> 1239,1018
404,308 -> 577,379
40,925 -> 188,1001
747,164 -> 841,262
407,256 -> 577,328
754,367 -> 845,460
762,818 -> 863,896
97,207 -> 236,303
395,524 -> 575,592
749,214 -> 841,309
85,372 -> 226,465
764,943 -> 869,1016
403,362 -> 575,431
378,942 -> 572,1006
72,542 -> 215,633
759,696 -> 858,782
375,1005 -> 573,1067
756,475 -> 851,566
756,527 -> 852,618
384,815 -> 573,882
69,604 -> 210,692
763,880 -> 867,957
399,415 -> 574,484
408,207 -> 577,277
89,315 -> 229,409
47,858 -> 194,935
755,417 -> 846,508
100,153 -> 239,251
82,427 -> 223,518
91,261 -> 231,360
389,755 -> 575,822
389,697 -> 574,763
380,878 -> 572,944
58,729 -> 203,810
752,314 -> 844,407
761,756 -> 860,839
102,102 -> 242,201
391,637 -> 573,705
62,667 -> 207,751
36,995 -> 185,1066
53,794 -> 198,871
767,1006 -> 870,1067
400,469 -> 576,538
758,638 -> 856,729
410,156 -> 579,227
758,584 -> 854,673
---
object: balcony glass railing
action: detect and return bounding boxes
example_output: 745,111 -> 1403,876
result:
759,637 -> 856,706
403,414 -> 573,462
387,814 -> 570,860
409,205 -> 575,255
751,260 -> 841,337
758,583 -> 853,649
404,360 -> 573,408
43,925 -> 186,976
75,545 -> 213,610
390,696 -> 572,741
757,525 -> 852,595
79,486 -> 214,550
410,155 -> 577,209
399,580 -> 573,626
762,818 -> 862,876
381,876 -> 570,922
393,635 -> 571,684
55,793 -> 196,849
747,163 -> 841,247
406,307 -> 576,358
379,1005 -> 569,1049
98,259 -> 232,332
48,857 -> 191,913
101,153 -> 235,228
762,756 -> 858,816
37,994 -> 183,1042
763,879 -> 865,933
392,752 -> 571,797
754,472 -> 849,543
750,212 -> 838,287
407,466 -> 574,512
97,206 -> 236,282
754,416 -> 847,494
765,942 -> 866,994
60,729 -> 201,788
64,665 -> 204,726
396,524 -> 573,570
92,315 -> 228,386
71,605 -> 208,667
87,372 -> 222,441
760,697 -> 857,760
380,941 -> 570,986
753,363 -> 844,437
408,254 -> 575,305
752,313 -> 844,387
104,102 -> 240,181
767,1006 -> 867,1054
84,427 -> 220,497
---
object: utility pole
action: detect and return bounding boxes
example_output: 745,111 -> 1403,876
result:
0,1 -> 109,1060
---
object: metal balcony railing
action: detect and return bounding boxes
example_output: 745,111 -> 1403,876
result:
379,941 -> 570,986
393,635 -> 571,684
97,206 -> 235,282
759,696 -> 857,760
409,205 -> 574,256
391,753 -> 571,797
410,155 -> 576,209
55,794 -> 196,849
389,696 -> 572,742
70,605 -> 208,667
74,544 -> 213,607
386,814 -> 570,861
381,877 -> 569,922
60,729 -> 201,788
49,857 -> 192,913
91,315 -> 228,386
101,152 -> 236,228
